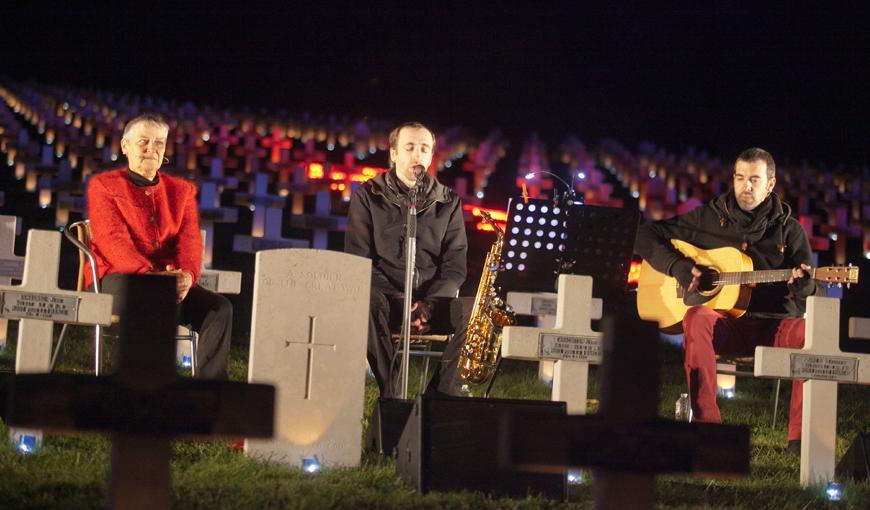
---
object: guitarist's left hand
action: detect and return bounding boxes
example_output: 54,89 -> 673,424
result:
788,263 -> 815,296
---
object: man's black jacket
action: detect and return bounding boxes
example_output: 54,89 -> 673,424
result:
634,191 -> 817,319
344,169 -> 467,302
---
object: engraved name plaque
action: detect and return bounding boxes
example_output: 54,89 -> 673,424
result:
790,353 -> 858,382
0,259 -> 24,278
538,333 -> 602,363
1,291 -> 80,322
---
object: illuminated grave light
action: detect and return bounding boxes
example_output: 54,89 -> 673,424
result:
181,355 -> 192,368
16,433 -> 38,454
825,482 -> 842,501
476,191 -> 484,199
302,456 -> 322,474
717,364 -> 737,399
567,469 -> 584,484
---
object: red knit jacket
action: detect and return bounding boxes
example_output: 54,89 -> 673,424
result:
84,169 -> 202,289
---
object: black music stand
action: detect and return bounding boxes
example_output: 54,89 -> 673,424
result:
497,197 -> 640,313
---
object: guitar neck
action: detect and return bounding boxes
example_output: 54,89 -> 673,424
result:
716,268 -> 806,286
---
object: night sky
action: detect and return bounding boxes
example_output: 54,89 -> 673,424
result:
3,3 -> 869,167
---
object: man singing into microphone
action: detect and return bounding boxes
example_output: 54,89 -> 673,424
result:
345,121 -> 473,397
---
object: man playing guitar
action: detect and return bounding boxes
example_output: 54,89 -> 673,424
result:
635,148 -> 817,453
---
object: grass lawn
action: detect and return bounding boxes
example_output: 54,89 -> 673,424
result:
1,324 -> 868,509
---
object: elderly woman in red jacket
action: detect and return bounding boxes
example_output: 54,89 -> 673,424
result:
85,113 -> 231,379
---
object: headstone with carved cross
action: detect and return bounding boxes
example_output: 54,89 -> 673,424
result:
502,275 -> 604,414
500,316 -> 750,510
5,275 -> 275,510
0,215 -> 24,349
246,249 -> 371,467
755,295 -> 870,487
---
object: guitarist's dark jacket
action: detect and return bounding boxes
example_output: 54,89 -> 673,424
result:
635,191 -> 817,319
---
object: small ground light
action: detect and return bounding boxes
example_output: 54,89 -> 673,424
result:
181,355 -> 192,368
825,482 -> 842,501
17,434 -> 37,454
721,388 -> 735,399
302,456 -> 321,474
567,469 -> 584,484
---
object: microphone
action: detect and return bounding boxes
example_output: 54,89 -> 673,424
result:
412,164 -> 426,180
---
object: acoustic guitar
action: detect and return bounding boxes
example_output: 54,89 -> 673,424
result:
636,239 -> 859,332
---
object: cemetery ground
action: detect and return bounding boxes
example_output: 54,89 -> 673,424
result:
1,325 -> 868,510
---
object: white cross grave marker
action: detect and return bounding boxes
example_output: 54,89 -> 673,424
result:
246,249 -> 370,468
1,229 -> 114,450
0,215 -> 24,349
288,190 -> 348,249
507,287 -> 603,384
232,207 -> 309,252
502,274 -> 603,414
198,181 -> 238,268
0,229 -> 114,373
755,296 -> 870,487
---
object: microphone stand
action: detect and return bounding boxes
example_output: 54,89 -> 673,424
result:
397,179 -> 421,399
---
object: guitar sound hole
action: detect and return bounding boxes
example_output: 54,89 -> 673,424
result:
697,269 -> 720,293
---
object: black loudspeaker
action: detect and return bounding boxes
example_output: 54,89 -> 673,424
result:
365,398 -> 414,456
395,394 -> 567,500
836,431 -> 870,481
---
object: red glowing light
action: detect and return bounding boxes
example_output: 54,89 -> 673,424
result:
463,205 -> 508,222
627,259 -> 643,285
329,170 -> 347,181
307,163 -> 324,179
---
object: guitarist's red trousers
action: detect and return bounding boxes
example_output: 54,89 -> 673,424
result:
683,306 -> 805,441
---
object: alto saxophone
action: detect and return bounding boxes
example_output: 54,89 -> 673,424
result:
458,211 -> 516,384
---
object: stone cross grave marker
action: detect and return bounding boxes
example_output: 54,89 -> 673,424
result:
0,229 -> 113,373
247,249 -> 371,468
233,207 -> 309,253
755,296 -> 870,487
507,286 -> 603,384
500,316 -> 750,510
0,215 -> 24,349
6,275 -> 275,510
502,274 -> 603,414
288,190 -> 348,249
233,172 -> 286,240
198,181 -> 238,267
1,229 -> 115,447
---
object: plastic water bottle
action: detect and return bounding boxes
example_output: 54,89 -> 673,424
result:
675,393 -> 692,422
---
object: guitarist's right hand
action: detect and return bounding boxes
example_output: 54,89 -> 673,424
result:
671,258 -> 705,293
687,266 -> 704,293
